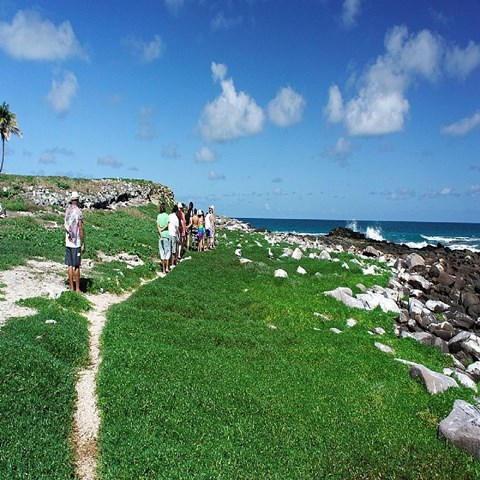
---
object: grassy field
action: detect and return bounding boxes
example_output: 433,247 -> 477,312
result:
98,231 -> 479,479
0,292 -> 89,479
0,204 -> 161,292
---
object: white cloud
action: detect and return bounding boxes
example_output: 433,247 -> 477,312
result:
137,106 -> 155,140
208,170 -> 225,181
445,41 -> 480,79
211,12 -> 242,31
165,0 -> 185,14
341,0 -> 361,29
198,64 -> 265,143
162,143 -> 180,159
126,34 -> 165,63
0,10 -> 86,61
325,137 -> 352,167
441,111 -> 480,136
468,185 -> 480,196
39,146 -> 74,164
267,86 -> 305,127
327,26 -> 480,137
211,62 -> 227,82
97,155 -> 123,168
325,84 -> 344,123
195,146 -> 217,163
46,71 -> 78,116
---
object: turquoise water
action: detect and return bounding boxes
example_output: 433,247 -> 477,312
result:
240,218 -> 480,252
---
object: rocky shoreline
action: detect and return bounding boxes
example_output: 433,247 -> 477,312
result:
218,217 -> 480,376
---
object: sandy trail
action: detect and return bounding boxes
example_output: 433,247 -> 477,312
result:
73,273 -> 164,480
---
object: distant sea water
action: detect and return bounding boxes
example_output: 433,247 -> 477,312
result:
239,218 -> 480,253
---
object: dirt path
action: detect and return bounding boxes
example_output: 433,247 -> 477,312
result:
73,274 -> 164,480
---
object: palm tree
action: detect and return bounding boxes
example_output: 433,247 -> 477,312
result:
0,102 -> 23,174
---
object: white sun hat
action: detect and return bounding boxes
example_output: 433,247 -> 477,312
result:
70,191 -> 80,202
209,204 -> 215,210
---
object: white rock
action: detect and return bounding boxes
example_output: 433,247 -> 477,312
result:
372,327 -> 386,335
239,258 -> 252,264
291,248 -> 303,260
467,361 -> 480,378
341,262 -> 350,270
268,248 -> 274,258
255,240 -> 262,247
425,299 -> 450,313
274,269 -> 288,278
296,266 -> 307,275
452,371 -> 478,392
379,297 -> 401,314
314,312 -> 330,321
375,342 -> 395,354
409,364 -> 459,395
346,318 -> 357,327
268,324 -> 277,330
395,358 -> 417,366
330,328 -> 342,334
234,248 -> 242,257
319,250 -> 331,260
362,265 -> 377,275
45,319 -> 57,324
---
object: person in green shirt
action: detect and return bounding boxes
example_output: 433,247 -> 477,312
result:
156,202 -> 170,274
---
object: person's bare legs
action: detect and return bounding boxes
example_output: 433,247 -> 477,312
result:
68,266 -> 74,290
187,232 -> 190,251
74,267 -> 81,293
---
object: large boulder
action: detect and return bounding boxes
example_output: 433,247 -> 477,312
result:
319,250 -> 332,261
438,271 -> 455,286
411,331 -> 435,346
439,400 -> 480,458
408,274 -> 431,292
409,364 -> 458,395
406,253 -> 425,270
363,246 -> 381,257
409,298 -> 424,318
448,311 -> 475,330
324,287 -> 364,309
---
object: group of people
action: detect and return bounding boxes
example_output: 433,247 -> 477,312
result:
63,192 -> 217,292
156,201 -> 216,274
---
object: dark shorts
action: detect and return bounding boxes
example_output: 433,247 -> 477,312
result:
65,247 -> 81,268
206,229 -> 211,237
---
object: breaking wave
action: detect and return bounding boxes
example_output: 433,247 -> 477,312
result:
365,226 -> 385,241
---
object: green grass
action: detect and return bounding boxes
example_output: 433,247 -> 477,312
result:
0,297 -> 89,479
0,204 -> 161,291
98,231 -> 479,479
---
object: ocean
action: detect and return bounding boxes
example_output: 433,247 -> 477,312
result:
239,218 -> 480,253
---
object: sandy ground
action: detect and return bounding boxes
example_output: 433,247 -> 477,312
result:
0,259 -> 67,325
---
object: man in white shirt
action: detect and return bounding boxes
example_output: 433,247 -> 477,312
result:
64,191 -> 85,293
206,205 -> 216,249
168,204 -> 180,267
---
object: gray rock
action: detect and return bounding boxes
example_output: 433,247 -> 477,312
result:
363,245 -> 382,257
467,362 -> 480,380
330,327 -> 342,334
452,371 -> 478,392
425,299 -> 450,313
375,342 -> 395,354
324,287 -> 364,310
409,364 -> 459,394
448,331 -> 472,354
406,253 -> 425,270
439,400 -> 480,458
396,309 -> 409,324
449,311 -> 475,330
379,297 -> 401,314
432,337 -> 449,354
239,258 -> 252,264
428,321 -> 456,341
462,335 -> 480,359
417,311 -> 437,329
372,327 -> 386,335
408,274 -> 431,292
411,331 -> 435,346
409,298 -> 424,317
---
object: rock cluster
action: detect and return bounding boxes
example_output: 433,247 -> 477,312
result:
3,179 -> 174,210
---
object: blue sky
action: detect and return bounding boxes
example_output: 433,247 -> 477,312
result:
1,0 -> 480,222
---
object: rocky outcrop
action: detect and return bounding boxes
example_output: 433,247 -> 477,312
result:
1,177 -> 174,211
